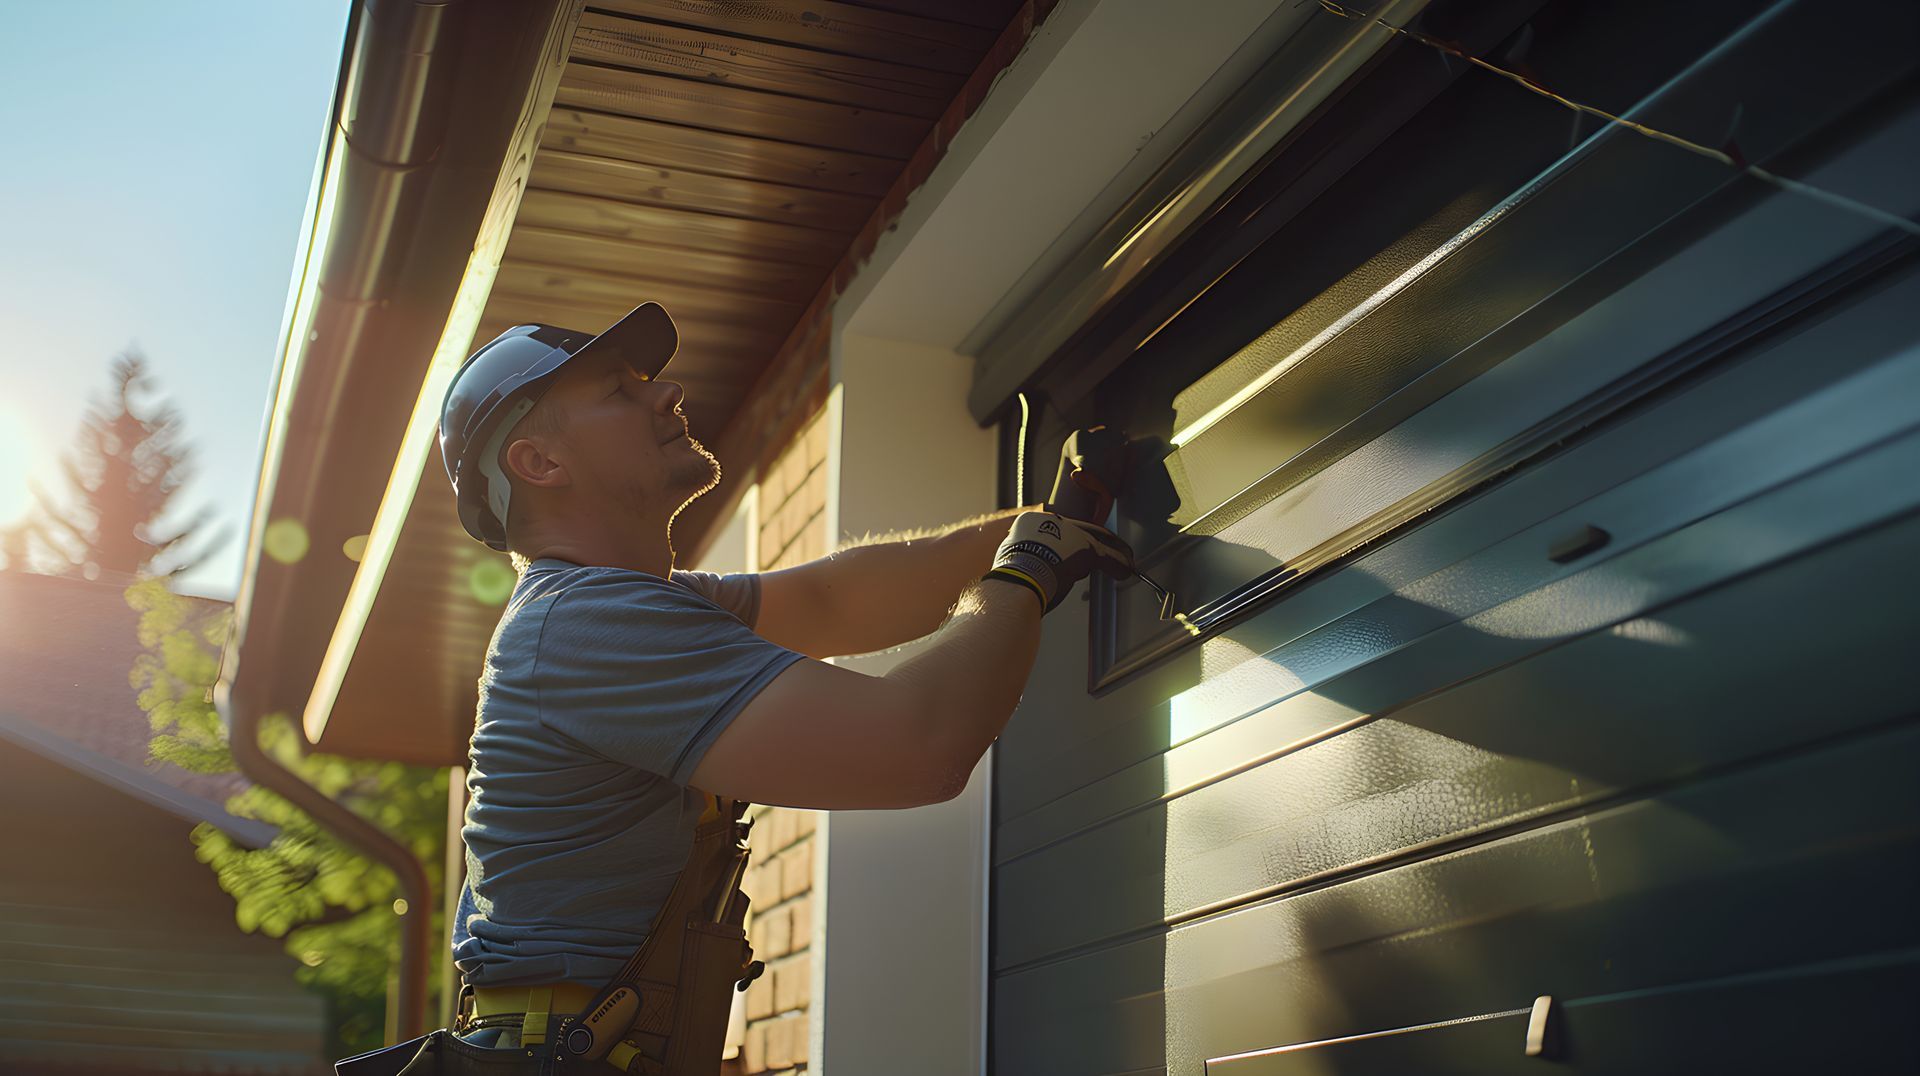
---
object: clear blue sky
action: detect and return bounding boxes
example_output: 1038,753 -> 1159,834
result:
0,2 -> 351,600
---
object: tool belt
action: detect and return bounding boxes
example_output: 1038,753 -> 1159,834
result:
336,795 -> 763,1076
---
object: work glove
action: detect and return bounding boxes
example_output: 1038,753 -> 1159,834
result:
984,511 -> 1135,612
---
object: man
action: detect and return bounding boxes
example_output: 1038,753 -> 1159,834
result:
435,303 -> 1130,1069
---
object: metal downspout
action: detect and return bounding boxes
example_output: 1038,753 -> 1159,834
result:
224,0 -> 465,1042
227,703 -> 439,1038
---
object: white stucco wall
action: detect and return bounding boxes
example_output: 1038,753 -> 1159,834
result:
813,336 -> 998,1075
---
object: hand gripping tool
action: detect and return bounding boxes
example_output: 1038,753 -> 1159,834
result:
1045,426 -> 1178,620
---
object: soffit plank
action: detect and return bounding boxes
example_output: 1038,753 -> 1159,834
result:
529,149 -> 871,232
493,262 -> 805,327
542,107 -> 896,195
480,314 -> 762,393
572,11 -> 959,117
834,0 -> 1026,31
472,319 -> 767,379
588,0 -> 995,73
503,226 -> 825,302
479,295 -> 788,356
484,288 -> 790,347
514,188 -> 844,265
555,63 -> 925,159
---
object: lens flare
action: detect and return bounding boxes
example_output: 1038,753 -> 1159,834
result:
0,406 -> 36,525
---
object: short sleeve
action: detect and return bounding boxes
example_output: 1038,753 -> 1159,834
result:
671,569 -> 762,627
533,573 -> 803,785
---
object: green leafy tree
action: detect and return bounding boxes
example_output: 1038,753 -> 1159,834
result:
127,578 -> 447,1053
33,351 -> 223,580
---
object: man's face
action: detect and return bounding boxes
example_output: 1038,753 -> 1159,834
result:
528,351 -> 720,518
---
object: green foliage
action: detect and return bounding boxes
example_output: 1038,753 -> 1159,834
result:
130,578 -> 231,773
128,578 -> 448,1051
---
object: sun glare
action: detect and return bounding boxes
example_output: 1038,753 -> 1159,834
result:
0,408 -> 34,525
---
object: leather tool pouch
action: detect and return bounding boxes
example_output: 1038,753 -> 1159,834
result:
660,920 -> 752,1072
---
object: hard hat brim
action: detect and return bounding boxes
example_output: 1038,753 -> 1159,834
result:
575,301 -> 678,379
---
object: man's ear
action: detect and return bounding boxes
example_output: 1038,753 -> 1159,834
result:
502,436 -> 569,490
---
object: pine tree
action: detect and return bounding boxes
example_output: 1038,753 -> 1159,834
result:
32,351 -> 221,580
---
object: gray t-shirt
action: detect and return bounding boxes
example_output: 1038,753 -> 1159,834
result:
452,558 -> 803,987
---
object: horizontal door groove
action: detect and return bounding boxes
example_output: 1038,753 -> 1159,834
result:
998,424 -> 1920,868
1094,232 -> 1919,688
993,701 -> 1920,980
1208,1006 -> 1533,1066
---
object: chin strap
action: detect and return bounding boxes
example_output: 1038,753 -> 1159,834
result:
475,398 -> 537,535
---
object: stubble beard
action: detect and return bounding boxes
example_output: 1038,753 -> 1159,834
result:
669,437 -> 723,521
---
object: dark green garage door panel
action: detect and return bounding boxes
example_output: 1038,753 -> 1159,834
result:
996,512 -> 1920,1073
995,328 -> 1920,967
988,1 -> 1920,1071
1201,950 -> 1920,1074
1002,719 -> 1920,1074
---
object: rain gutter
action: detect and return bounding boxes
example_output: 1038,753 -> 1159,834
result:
221,0 -> 460,1040
213,0 -> 579,1045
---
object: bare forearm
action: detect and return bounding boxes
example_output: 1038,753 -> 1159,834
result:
853,507 -> 1027,629
883,581 -> 1042,791
767,506 -> 1033,657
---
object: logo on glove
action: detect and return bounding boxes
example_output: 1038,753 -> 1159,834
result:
1038,519 -> 1063,539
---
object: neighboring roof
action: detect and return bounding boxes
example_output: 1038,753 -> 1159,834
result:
224,0 -> 1049,766
0,714 -> 273,848
0,570 -> 268,844
0,734 -> 326,1073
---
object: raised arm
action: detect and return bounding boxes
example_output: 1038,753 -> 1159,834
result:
752,506 -> 1033,659
689,513 -> 1132,809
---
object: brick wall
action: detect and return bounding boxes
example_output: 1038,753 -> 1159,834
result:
733,408 -> 828,1076
756,410 -> 830,572
738,805 -> 817,1075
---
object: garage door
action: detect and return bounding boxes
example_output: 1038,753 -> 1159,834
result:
989,0 -> 1920,1071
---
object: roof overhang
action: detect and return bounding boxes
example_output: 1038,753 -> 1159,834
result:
216,0 -> 582,760
224,0 -> 1042,765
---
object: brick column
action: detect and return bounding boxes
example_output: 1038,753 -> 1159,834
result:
732,407 -> 828,1076
738,806 -> 818,1076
